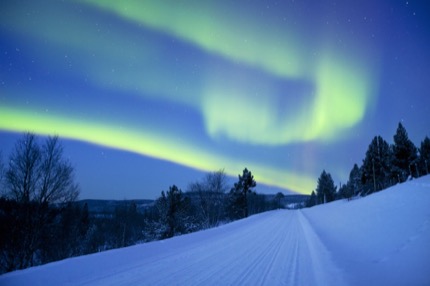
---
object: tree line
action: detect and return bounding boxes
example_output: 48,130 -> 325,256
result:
307,122 -> 430,207
0,133 -> 281,273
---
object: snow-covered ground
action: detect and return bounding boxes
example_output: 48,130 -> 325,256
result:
1,176 -> 429,286
303,176 -> 430,286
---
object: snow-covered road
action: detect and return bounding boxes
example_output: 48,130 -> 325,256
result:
1,210 -> 345,286
81,211 -> 344,286
2,176 -> 429,285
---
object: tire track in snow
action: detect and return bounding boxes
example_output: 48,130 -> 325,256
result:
45,210 -> 347,286
143,210 -> 345,286
284,216 -> 300,286
230,212 -> 292,285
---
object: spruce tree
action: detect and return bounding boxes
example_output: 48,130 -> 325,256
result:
347,164 -> 362,196
315,170 -> 337,204
418,136 -> 430,176
392,122 -> 418,181
307,191 -> 317,207
229,168 -> 256,218
157,185 -> 190,238
362,136 -> 392,194
338,184 -> 350,200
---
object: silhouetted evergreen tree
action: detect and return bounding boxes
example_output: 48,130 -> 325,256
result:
392,122 -> 418,181
274,192 -> 285,209
80,202 -> 90,238
346,164 -> 362,197
0,152 -> 4,195
247,192 -> 267,215
306,191 -> 317,207
315,170 -> 337,204
418,136 -> 430,176
41,203 -> 78,263
337,183 -> 351,200
157,185 -> 191,238
361,136 -> 392,194
110,202 -> 143,247
228,168 -> 256,219
0,199 -> 36,272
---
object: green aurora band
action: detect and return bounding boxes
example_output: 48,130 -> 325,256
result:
80,0 -> 377,145
0,105 -> 316,193
0,1 -> 379,194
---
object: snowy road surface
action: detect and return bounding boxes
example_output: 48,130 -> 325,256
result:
79,211 -> 344,286
2,176 -> 429,285
1,210 -> 345,286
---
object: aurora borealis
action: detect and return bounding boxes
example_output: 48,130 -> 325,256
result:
1,1 -> 429,199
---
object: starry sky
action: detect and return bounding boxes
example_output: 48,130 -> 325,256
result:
1,0 -> 429,200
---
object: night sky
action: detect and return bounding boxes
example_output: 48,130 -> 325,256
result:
1,0 -> 429,199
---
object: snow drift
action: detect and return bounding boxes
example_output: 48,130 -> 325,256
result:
1,176 -> 429,286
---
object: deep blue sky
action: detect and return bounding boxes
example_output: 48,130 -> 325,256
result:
1,0 -> 429,199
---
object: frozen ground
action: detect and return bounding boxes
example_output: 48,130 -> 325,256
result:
1,176 -> 429,286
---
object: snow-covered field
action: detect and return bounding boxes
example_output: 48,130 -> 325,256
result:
1,176 -> 429,286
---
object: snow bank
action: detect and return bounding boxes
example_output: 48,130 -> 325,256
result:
303,175 -> 430,286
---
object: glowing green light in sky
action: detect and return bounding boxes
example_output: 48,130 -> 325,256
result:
0,105 -> 316,194
310,51 -> 372,140
3,0 -> 376,145
80,0 -> 306,79
81,0 -> 376,145
0,1 -> 380,195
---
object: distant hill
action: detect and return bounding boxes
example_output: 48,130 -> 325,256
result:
75,193 -> 309,215
281,194 -> 309,206
75,199 -> 154,216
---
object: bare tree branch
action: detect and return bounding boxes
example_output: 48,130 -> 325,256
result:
5,133 -> 79,204
5,133 -> 41,202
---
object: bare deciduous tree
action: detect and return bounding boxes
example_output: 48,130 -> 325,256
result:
5,133 -> 41,203
38,136 -> 79,204
2,133 -> 80,271
188,169 -> 228,227
5,133 -> 79,204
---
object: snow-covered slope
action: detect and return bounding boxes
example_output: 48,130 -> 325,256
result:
1,176 -> 429,286
303,175 -> 430,286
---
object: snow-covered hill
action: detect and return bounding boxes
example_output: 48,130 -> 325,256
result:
303,175 -> 430,286
1,176 -> 429,286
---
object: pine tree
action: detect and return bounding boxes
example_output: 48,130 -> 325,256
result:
307,191 -> 317,207
418,136 -> 430,176
157,185 -> 191,238
274,192 -> 284,209
392,122 -> 418,181
338,184 -> 350,200
315,170 -> 337,204
229,168 -> 256,219
80,203 -> 90,238
347,164 -> 362,197
362,136 -> 392,194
